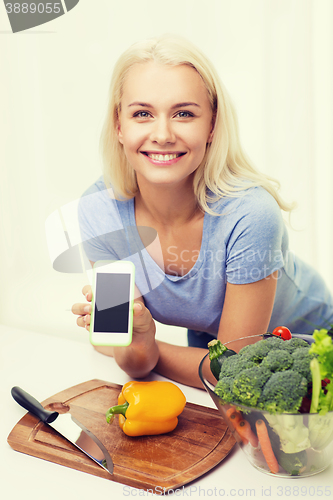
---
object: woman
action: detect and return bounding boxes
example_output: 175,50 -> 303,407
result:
72,35 -> 333,388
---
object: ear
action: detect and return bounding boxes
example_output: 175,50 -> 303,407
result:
117,118 -> 124,145
207,127 -> 215,144
116,111 -> 123,144
207,129 -> 214,143
207,115 -> 216,144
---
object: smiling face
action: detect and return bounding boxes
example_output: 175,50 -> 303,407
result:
117,61 -> 214,189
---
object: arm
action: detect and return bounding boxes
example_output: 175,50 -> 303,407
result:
112,295 -> 160,379
153,271 -> 278,387
217,271 -> 278,346
73,272 -> 277,387
72,282 -> 160,378
73,272 -> 278,387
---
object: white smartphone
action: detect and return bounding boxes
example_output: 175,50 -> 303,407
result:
90,260 -> 135,346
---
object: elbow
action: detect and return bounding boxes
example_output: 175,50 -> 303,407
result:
113,344 -> 160,380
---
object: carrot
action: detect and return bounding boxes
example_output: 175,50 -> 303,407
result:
255,419 -> 279,474
235,419 -> 259,447
226,407 -> 242,428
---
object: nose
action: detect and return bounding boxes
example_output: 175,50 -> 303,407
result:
149,117 -> 176,145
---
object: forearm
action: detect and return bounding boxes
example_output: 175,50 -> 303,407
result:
154,341 -> 212,389
113,321 -> 159,378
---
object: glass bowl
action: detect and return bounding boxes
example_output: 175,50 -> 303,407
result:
198,335 -> 333,478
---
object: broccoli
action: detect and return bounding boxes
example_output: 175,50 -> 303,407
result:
214,376 -> 236,403
232,366 -> 271,406
238,337 -> 284,363
212,336 -> 312,414
211,330 -> 333,473
262,349 -> 293,372
257,370 -> 308,413
265,336 -> 287,349
280,337 -> 309,354
292,347 -> 318,383
218,354 -> 255,378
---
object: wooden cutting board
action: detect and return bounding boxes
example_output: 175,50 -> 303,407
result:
7,379 -> 236,492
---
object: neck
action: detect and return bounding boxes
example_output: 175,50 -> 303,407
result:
135,176 -> 202,226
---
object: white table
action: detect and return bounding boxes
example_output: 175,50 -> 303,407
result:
1,324 -> 332,500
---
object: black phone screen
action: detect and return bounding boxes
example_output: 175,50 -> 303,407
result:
93,273 -> 131,333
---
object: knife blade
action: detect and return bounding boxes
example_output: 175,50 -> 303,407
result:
11,386 -> 113,474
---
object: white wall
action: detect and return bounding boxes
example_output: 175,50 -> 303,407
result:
1,0 -> 332,343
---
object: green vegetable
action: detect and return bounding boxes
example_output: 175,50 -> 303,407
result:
208,339 -> 228,360
309,357 -> 321,414
208,339 -> 236,380
306,330 -> 333,449
232,366 -> 271,407
214,376 -> 234,402
212,330 -> 333,465
239,337 -> 283,363
257,370 -> 308,414
261,350 -> 293,372
213,337 -> 310,414
276,449 -> 307,475
218,355 -> 255,379
279,337 -> 309,354
309,329 -> 333,414
292,348 -> 318,383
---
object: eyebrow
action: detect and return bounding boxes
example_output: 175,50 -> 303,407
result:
128,101 -> 201,109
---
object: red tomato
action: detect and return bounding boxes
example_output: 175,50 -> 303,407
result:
272,326 -> 292,340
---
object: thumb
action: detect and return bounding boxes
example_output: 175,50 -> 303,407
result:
133,301 -> 144,316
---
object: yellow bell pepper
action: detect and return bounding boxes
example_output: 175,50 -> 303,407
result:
105,380 -> 186,436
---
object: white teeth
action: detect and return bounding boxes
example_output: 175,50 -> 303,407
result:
148,153 -> 179,161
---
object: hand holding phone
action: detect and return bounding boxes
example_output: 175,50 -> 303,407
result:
90,260 -> 135,346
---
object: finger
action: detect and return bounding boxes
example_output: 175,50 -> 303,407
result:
76,315 -> 85,328
77,314 -> 91,327
83,314 -> 91,329
82,285 -> 92,301
72,302 -> 92,315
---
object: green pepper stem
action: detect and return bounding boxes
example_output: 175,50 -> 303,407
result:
106,402 -> 129,424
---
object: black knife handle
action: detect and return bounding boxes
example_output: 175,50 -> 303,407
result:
11,387 -> 59,424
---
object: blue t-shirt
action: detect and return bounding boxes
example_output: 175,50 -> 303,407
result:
78,177 -> 333,335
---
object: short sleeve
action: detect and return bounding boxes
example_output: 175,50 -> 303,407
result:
77,180 -> 166,296
77,182 -> 125,263
226,189 -> 285,284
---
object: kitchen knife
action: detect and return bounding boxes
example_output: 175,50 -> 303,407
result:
11,386 -> 113,474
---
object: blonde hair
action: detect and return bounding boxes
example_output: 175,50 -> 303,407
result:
100,34 -> 294,214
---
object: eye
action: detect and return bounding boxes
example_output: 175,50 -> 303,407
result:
133,111 -> 151,119
175,111 -> 194,118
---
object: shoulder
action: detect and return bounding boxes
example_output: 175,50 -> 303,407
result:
78,176 -> 132,235
209,186 -> 283,224
209,185 -> 279,211
78,176 -> 130,217
208,186 -> 285,246
219,188 -> 286,283
79,176 -> 110,208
